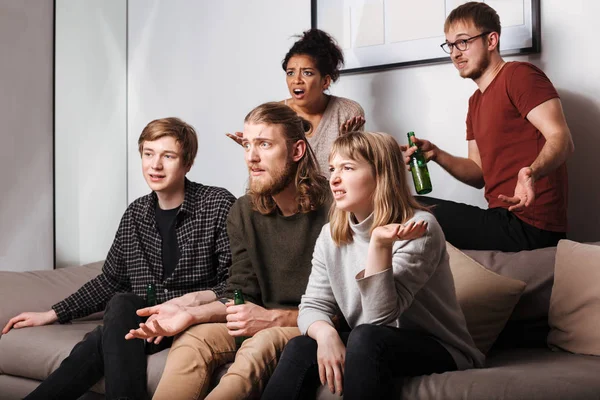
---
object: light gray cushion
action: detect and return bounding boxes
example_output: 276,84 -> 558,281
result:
463,246 -> 556,322
0,261 -> 104,338
548,240 -> 600,356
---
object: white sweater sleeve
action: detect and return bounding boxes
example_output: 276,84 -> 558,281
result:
356,215 -> 444,325
298,228 -> 338,334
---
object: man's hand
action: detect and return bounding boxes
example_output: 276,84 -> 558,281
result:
225,132 -> 244,147
225,302 -> 276,337
498,167 -> 535,212
339,116 -> 366,135
400,135 -> 438,170
371,221 -> 428,248
124,304 -> 194,340
2,310 -> 58,334
315,326 -> 346,396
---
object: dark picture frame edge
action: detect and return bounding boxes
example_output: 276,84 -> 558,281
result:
311,0 -> 541,75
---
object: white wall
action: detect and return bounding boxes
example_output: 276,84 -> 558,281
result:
55,0 -> 127,268
127,0 -> 306,199
127,0 -> 600,242
0,0 -> 54,272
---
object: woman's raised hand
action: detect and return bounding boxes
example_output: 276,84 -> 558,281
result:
225,131 -> 244,147
339,116 -> 366,135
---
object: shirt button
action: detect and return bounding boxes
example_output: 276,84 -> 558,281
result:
164,289 -> 169,294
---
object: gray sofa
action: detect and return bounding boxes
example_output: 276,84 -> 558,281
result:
1,246 -> 600,400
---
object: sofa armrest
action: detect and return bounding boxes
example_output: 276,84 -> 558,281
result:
0,261 -> 104,336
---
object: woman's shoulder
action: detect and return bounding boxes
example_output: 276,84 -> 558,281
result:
330,96 -> 364,116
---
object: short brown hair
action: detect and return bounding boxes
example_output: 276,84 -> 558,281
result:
244,102 -> 329,215
138,117 -> 198,168
444,2 -> 501,38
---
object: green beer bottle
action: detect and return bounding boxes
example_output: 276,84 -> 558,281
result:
233,289 -> 249,349
146,283 -> 157,306
407,132 -> 432,194
145,283 -> 160,351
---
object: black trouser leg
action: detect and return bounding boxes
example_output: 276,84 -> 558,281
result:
24,326 -> 105,400
25,293 -> 156,400
342,324 -> 457,400
262,325 -> 457,400
416,196 -> 565,251
102,292 -> 148,400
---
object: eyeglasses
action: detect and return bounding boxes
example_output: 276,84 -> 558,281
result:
440,32 -> 491,54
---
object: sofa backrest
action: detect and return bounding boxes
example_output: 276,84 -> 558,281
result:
0,261 -> 103,339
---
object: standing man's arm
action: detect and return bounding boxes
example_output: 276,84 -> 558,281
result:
498,98 -> 574,211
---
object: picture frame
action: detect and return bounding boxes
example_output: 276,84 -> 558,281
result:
311,0 -> 540,75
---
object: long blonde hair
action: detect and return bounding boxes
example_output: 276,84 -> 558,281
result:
244,102 -> 329,215
329,131 -> 428,245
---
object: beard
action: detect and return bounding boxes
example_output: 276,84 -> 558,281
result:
462,53 -> 490,80
249,158 -> 297,196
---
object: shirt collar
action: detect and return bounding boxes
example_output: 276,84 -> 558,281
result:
143,178 -> 197,222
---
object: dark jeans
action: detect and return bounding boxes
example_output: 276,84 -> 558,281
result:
262,324 -> 457,400
25,293 -> 171,400
417,196 -> 566,252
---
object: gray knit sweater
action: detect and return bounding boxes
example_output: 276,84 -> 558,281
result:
298,210 -> 485,370
307,96 -> 364,175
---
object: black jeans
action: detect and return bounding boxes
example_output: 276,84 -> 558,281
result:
25,293 -> 171,400
262,324 -> 457,400
417,196 -> 566,252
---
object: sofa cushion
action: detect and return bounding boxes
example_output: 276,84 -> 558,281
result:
400,347 -> 600,400
463,245 -> 556,322
0,321 -> 168,396
316,348 -> 600,400
446,243 -> 526,353
0,261 -> 104,338
548,240 -> 600,356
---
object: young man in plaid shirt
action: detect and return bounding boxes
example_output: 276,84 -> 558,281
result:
2,117 -> 236,400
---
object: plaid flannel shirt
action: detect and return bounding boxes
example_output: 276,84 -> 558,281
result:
53,179 -> 236,323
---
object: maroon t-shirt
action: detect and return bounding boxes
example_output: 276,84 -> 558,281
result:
466,62 -> 568,232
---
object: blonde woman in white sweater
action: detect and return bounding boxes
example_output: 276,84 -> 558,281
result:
262,132 -> 484,400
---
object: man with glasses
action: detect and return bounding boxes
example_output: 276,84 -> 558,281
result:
402,2 -> 574,252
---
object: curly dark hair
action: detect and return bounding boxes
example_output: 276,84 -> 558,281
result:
282,29 -> 344,82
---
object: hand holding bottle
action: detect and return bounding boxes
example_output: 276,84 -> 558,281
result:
400,134 -> 439,169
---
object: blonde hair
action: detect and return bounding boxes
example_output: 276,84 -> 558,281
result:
244,102 -> 329,215
328,131 -> 428,246
138,117 -> 198,168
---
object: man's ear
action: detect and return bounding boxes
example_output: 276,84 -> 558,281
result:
291,140 -> 306,162
487,32 -> 500,52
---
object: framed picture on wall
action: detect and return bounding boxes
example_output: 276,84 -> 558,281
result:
311,0 -> 540,74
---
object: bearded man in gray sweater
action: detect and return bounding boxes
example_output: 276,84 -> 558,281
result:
126,102 -> 330,400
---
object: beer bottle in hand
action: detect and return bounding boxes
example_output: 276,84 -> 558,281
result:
407,131 -> 432,194
233,289 -> 249,349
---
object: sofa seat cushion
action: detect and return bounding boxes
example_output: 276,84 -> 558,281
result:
0,321 -> 169,395
400,348 -> 600,400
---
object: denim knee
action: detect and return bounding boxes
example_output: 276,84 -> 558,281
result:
282,335 -> 317,359
346,324 -> 386,353
104,292 -> 145,325
105,293 -> 144,313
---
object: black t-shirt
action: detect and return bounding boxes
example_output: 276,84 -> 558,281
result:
155,203 -> 181,280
